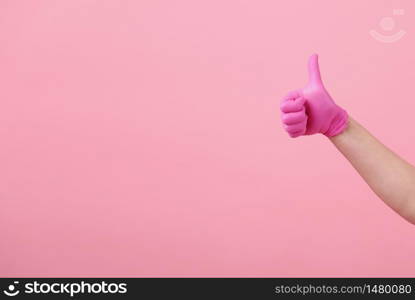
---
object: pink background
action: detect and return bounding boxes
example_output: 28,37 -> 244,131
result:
0,0 -> 414,277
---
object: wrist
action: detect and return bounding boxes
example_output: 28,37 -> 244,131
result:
324,108 -> 349,137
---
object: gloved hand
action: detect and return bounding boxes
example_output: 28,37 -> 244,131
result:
280,54 -> 348,138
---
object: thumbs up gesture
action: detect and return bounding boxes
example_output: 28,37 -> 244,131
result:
280,54 -> 348,138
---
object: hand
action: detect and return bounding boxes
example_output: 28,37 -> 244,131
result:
280,54 -> 348,138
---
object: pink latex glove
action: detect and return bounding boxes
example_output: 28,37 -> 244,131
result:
280,54 -> 348,138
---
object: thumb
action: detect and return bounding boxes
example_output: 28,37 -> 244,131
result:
307,54 -> 323,86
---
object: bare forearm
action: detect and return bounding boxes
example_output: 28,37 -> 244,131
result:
329,118 -> 415,224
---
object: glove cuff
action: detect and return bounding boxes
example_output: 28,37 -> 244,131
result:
324,108 -> 349,137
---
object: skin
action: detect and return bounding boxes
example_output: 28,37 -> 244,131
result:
329,117 -> 415,225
